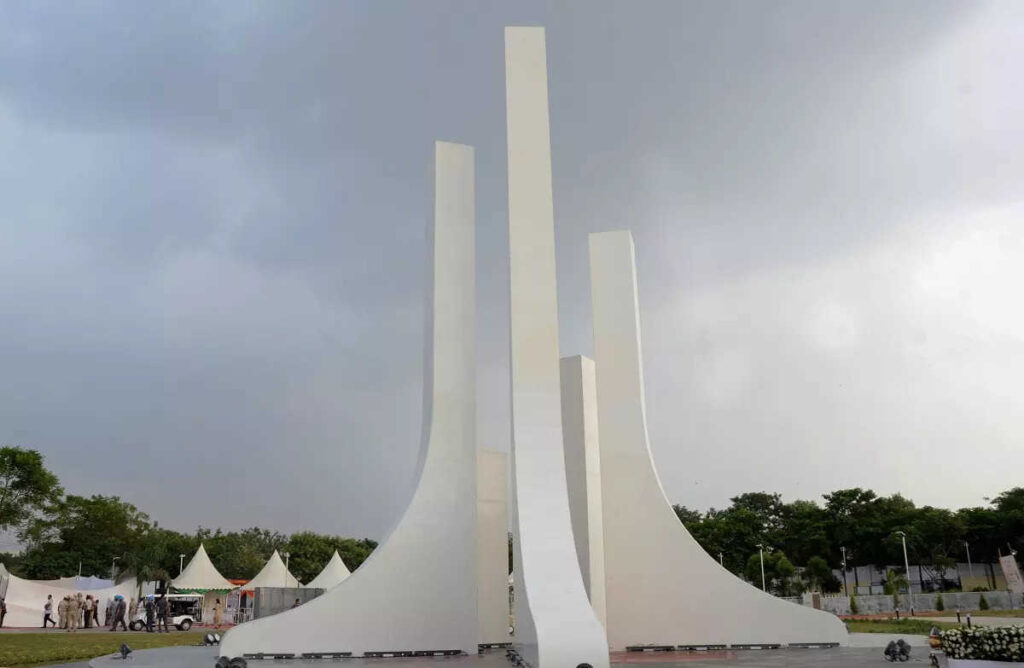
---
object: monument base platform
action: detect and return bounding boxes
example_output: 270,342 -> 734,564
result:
87,640 -> 920,667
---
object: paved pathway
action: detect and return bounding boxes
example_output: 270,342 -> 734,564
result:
87,642 -> 947,668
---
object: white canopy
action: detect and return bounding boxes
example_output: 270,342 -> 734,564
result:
303,551 -> 351,590
39,574 -> 115,590
170,544 -> 234,592
244,550 -> 300,589
0,562 -> 136,628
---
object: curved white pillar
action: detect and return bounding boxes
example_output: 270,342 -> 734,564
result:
505,26 -> 610,668
477,448 -> 510,646
219,141 -> 477,658
560,355 -> 607,628
588,230 -> 848,649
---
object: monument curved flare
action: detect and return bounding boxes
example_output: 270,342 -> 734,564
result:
588,230 -> 849,649
219,141 -> 477,659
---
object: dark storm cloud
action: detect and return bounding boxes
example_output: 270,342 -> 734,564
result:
1,1 -> 1022,549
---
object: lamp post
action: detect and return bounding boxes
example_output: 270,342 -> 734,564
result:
719,552 -> 724,567
895,531 -> 914,616
756,543 -> 767,592
841,546 -> 849,597
964,541 -> 974,584
111,556 -> 120,581
179,554 -> 186,575
283,552 -> 290,586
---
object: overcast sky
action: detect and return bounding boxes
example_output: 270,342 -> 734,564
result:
2,1 -> 1022,548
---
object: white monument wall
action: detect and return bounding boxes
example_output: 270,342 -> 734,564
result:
477,448 -> 510,646
219,141 -> 478,658
589,230 -> 848,649
505,26 -> 610,668
559,355 -> 607,628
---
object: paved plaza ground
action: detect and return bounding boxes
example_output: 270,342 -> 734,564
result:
86,638 -> 949,668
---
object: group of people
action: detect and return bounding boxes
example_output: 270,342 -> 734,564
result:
41,593 -> 141,632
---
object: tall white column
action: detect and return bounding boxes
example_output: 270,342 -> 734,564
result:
219,141 -> 478,659
478,448 -> 510,646
560,355 -> 607,628
505,26 -> 610,668
589,230 -> 848,649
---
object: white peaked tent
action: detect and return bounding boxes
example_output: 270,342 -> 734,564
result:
244,550 -> 300,589
170,544 -> 234,593
303,551 -> 350,590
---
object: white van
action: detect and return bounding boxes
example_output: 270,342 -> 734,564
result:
130,594 -> 203,631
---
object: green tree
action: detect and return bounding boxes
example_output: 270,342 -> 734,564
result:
18,495 -> 152,579
883,568 -> 908,607
0,446 -> 63,533
283,532 -> 377,584
744,550 -> 797,596
200,528 -> 286,580
804,556 -> 833,592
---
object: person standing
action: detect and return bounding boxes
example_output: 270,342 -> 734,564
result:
144,595 -> 155,632
128,597 -> 138,623
66,594 -> 80,632
1,595 -> 7,628
76,593 -> 86,629
105,597 -> 113,626
57,595 -> 67,629
156,594 -> 170,633
83,595 -> 93,628
109,595 -> 128,631
212,598 -> 223,630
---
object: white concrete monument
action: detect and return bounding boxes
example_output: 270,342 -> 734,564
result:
477,448 -> 510,646
588,230 -> 849,649
219,141 -> 478,659
505,26 -> 610,668
560,355 -> 607,628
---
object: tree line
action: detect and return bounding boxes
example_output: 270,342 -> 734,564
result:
674,487 -> 1024,595
1,446 -> 376,584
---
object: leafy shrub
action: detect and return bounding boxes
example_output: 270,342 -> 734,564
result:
936,594 -> 944,611
850,596 -> 859,615
941,626 -> 1024,662
979,594 -> 990,610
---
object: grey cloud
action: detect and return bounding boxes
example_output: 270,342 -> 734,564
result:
1,0 -> 1021,542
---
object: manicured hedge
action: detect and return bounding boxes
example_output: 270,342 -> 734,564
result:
941,625 -> 1024,662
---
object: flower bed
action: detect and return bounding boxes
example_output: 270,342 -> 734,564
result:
941,626 -> 1024,663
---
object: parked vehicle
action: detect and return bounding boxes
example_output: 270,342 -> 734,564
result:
129,594 -> 202,631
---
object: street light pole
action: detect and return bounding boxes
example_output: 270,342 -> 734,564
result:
179,554 -> 186,575
896,531 -> 914,616
283,552 -> 290,587
719,552 -> 724,567
756,543 -> 767,592
964,541 -> 974,584
841,546 -> 849,596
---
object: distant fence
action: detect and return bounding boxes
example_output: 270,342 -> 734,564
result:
253,587 -> 325,619
816,590 -> 1024,615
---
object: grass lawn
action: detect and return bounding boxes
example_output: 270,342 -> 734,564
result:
0,631 -> 205,667
845,618 -> 957,634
